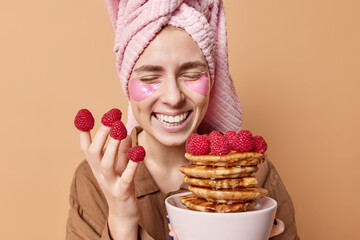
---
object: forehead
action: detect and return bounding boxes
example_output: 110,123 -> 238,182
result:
133,28 -> 207,68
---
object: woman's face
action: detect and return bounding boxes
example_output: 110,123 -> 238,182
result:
129,28 -> 210,147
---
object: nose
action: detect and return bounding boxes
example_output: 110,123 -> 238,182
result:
159,76 -> 185,107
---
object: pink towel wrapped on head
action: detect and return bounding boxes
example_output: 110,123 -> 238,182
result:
106,0 -> 242,133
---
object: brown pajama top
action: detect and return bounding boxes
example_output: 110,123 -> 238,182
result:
66,127 -> 299,240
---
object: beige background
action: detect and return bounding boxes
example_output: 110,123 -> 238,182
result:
1,0 -> 359,239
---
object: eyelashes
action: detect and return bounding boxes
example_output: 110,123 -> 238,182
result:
180,73 -> 203,81
139,75 -> 161,82
138,72 -> 204,83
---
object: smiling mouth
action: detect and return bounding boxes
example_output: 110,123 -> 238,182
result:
154,111 -> 191,127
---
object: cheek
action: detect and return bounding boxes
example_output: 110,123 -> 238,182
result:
186,90 -> 210,117
129,78 -> 160,101
184,72 -> 210,96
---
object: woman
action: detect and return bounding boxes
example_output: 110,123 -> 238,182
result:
66,1 -> 299,239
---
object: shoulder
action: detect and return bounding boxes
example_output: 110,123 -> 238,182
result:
72,160 -> 93,181
70,160 -> 96,194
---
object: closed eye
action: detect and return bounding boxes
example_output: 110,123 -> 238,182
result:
138,75 -> 161,83
179,72 -> 204,81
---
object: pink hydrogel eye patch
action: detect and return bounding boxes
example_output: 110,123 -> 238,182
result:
128,78 -> 160,101
184,72 -> 210,96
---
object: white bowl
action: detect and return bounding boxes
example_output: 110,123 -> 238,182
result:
165,192 -> 277,240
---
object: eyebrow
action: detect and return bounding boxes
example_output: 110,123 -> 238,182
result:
178,61 -> 207,72
133,65 -> 164,73
133,61 -> 207,74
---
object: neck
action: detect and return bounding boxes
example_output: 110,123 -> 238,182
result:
138,130 -> 189,169
138,130 -> 189,193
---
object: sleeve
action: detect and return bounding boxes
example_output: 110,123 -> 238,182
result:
259,159 -> 300,240
66,161 -> 113,240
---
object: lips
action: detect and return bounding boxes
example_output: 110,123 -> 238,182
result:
154,111 -> 190,126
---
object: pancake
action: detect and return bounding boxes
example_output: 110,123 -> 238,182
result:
179,193 -> 257,213
179,165 -> 258,179
185,151 -> 264,166
188,185 -> 268,203
184,176 -> 257,189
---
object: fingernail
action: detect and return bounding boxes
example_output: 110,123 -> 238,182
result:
274,218 -> 278,225
169,235 -> 174,240
166,216 -> 170,223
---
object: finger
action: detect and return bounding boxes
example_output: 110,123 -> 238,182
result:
115,135 -> 132,174
269,218 -> 285,238
166,215 -> 173,231
80,131 -> 103,177
169,230 -> 178,240
88,125 -> 111,159
119,160 -> 140,186
167,216 -> 178,240
101,137 -> 121,182
80,131 -> 91,154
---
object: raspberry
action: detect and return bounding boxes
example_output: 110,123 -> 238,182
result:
209,131 -> 223,141
185,133 -> 199,152
128,145 -> 146,162
74,109 -> 95,131
254,136 -> 267,154
101,108 -> 122,127
188,135 -> 210,155
224,130 -> 237,146
109,120 -> 127,140
231,130 -> 255,152
203,134 -> 209,140
210,135 -> 230,155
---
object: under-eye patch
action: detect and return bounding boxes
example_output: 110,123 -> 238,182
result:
184,72 -> 210,96
129,78 -> 160,101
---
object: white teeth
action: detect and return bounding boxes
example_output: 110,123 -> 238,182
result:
155,112 -> 189,126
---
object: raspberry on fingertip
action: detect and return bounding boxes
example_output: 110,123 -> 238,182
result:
74,109 -> 95,131
101,108 -> 122,127
128,145 -> 146,162
109,120 -> 127,140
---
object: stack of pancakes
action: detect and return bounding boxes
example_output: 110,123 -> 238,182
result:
179,151 -> 268,213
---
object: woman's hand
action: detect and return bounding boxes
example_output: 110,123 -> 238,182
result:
269,218 -> 285,238
79,120 -> 140,240
167,216 -> 177,240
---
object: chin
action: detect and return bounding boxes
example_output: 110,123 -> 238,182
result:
155,132 -> 188,147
